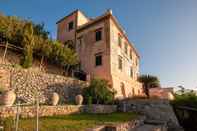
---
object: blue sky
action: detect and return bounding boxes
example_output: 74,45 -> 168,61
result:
0,0 -> 197,89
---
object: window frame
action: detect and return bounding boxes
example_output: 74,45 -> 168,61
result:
95,53 -> 103,67
95,28 -> 102,42
130,67 -> 133,78
77,36 -> 83,51
68,21 -> 74,31
118,55 -> 123,70
124,42 -> 128,54
120,82 -> 126,98
118,34 -> 122,48
136,59 -> 138,66
130,49 -> 132,60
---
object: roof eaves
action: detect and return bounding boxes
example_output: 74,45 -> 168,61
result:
56,9 -> 89,24
110,15 -> 140,58
76,13 -> 110,32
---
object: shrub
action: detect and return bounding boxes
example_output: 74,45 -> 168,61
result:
171,92 -> 197,108
0,13 -> 79,70
83,78 -> 116,105
171,93 -> 197,131
20,22 -> 34,68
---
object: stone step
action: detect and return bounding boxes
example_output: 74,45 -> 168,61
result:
133,124 -> 167,131
144,119 -> 167,125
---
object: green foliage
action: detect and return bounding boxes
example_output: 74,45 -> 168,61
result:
138,74 -> 160,97
0,13 -> 79,70
171,92 -> 197,108
32,22 -> 49,39
87,96 -> 93,105
83,78 -> 116,104
21,22 -> 34,68
171,93 -> 197,131
2,112 -> 137,131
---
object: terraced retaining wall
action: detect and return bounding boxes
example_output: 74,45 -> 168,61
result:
0,105 -> 117,118
87,116 -> 167,131
0,65 -> 88,104
118,99 -> 183,131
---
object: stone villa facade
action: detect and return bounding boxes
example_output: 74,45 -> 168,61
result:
56,10 -> 143,98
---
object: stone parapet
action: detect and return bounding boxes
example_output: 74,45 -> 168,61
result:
0,105 -> 117,118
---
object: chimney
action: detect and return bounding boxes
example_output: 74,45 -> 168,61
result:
106,9 -> 112,15
123,30 -> 126,34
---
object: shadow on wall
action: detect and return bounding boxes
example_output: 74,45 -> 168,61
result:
44,82 -> 86,104
0,65 -> 88,104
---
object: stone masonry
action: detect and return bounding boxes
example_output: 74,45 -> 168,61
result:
118,99 -> 183,130
0,65 -> 88,104
0,105 -> 117,118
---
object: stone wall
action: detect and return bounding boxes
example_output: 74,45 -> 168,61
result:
0,105 -> 117,118
118,99 -> 182,130
86,116 -> 158,131
149,88 -> 175,100
0,65 -> 88,104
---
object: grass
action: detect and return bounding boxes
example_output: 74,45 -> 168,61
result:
1,112 -> 137,131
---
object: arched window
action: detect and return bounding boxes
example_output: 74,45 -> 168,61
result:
132,88 -> 135,96
121,82 -> 126,98
138,90 -> 140,95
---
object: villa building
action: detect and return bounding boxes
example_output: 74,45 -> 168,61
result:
56,9 -> 143,98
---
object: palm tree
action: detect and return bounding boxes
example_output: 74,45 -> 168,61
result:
138,74 -> 160,98
177,85 -> 185,94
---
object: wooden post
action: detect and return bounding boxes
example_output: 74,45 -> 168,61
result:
15,101 -> 20,131
39,56 -> 44,71
2,41 -> 8,64
36,95 -> 39,131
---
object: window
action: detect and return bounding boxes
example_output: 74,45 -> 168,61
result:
138,90 -> 140,95
130,49 -> 132,59
118,34 -> 122,48
118,56 -> 123,70
136,72 -> 139,78
125,43 -> 128,54
121,82 -> 126,98
95,53 -> 102,66
68,21 -> 74,31
130,67 -> 133,78
132,88 -> 135,96
95,29 -> 102,41
77,36 -> 83,51
136,59 -> 138,66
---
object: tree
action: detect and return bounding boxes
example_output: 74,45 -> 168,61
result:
171,92 -> 197,131
0,13 -> 79,71
47,41 -> 78,75
21,22 -> 34,68
64,40 -> 75,50
33,23 -> 49,39
83,78 -> 116,104
138,74 -> 160,97
177,85 -> 185,95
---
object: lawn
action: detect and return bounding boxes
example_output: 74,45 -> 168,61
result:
1,112 -> 137,131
